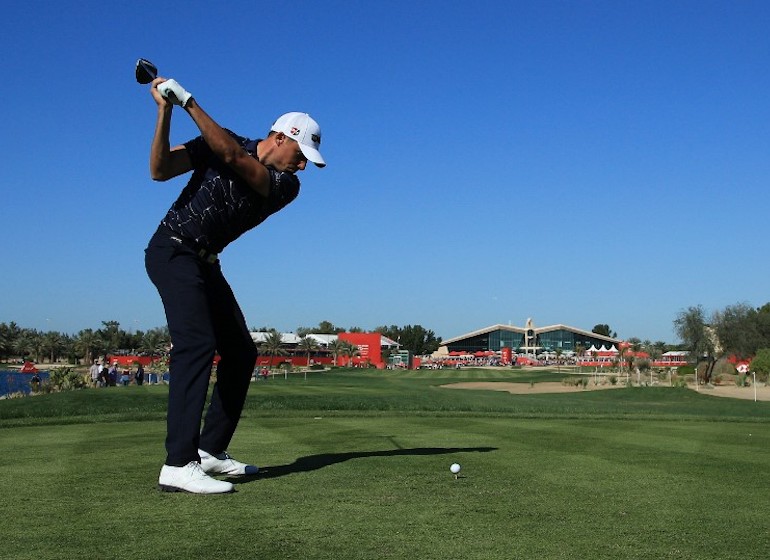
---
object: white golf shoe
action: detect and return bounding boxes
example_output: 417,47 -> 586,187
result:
158,461 -> 235,494
199,449 -> 259,476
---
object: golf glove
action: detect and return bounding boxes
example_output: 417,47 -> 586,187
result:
158,79 -> 192,107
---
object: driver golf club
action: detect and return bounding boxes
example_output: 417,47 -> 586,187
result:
135,58 -> 179,104
135,58 -> 157,84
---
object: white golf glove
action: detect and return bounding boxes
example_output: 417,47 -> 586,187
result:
157,79 -> 192,107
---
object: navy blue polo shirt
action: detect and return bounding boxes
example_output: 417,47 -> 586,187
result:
161,130 -> 300,253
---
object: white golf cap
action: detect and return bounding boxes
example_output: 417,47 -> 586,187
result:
270,112 -> 326,168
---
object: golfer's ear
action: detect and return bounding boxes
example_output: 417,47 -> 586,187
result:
273,132 -> 286,144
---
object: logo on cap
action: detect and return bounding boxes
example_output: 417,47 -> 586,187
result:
311,134 -> 321,144
290,127 -> 300,136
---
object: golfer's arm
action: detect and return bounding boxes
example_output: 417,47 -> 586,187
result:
183,99 -> 271,197
150,105 -> 192,181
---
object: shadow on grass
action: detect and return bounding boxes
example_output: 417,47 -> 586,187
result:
230,446 -> 497,484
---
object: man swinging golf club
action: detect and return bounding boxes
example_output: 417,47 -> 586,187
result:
144,73 -> 326,493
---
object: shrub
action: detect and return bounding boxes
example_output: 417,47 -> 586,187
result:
671,374 -> 688,388
608,375 -> 618,385
750,349 -> 770,379
48,367 -> 88,392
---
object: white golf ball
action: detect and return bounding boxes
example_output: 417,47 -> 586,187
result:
450,463 -> 461,474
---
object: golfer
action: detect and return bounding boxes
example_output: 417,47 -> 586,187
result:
144,76 -> 325,493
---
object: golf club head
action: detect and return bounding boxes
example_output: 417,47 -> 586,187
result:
135,58 -> 158,84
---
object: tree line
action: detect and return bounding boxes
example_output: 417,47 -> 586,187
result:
291,321 -> 442,357
0,321 -> 170,365
0,319 -> 442,365
674,302 -> 770,382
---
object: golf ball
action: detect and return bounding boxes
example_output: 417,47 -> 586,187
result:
450,463 -> 461,474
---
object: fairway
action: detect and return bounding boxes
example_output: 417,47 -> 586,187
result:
2,369 -> 770,559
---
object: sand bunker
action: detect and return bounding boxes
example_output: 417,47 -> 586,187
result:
440,381 -> 770,401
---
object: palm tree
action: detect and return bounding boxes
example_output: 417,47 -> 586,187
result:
41,331 -> 64,364
259,330 -> 287,369
328,337 -> 347,366
141,327 -> 171,358
575,344 -> 586,373
75,329 -> 99,365
100,320 -> 122,354
617,344 -> 627,375
297,335 -> 320,368
16,329 -> 42,362
341,341 -> 360,367
0,322 -> 20,361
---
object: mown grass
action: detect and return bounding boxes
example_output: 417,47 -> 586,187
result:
1,368 -> 769,559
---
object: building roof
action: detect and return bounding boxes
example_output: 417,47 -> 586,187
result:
441,323 -> 619,346
249,332 -> 399,348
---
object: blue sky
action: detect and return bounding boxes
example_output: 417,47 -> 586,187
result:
2,1 -> 768,343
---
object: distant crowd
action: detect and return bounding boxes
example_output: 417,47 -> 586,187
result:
88,359 -> 145,387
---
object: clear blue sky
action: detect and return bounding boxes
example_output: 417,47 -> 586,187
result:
2,1 -> 769,344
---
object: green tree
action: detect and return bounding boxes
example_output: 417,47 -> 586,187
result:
627,337 -> 642,352
259,330 -> 287,368
712,303 -> 762,359
674,305 -> 717,383
296,320 -> 344,336
375,324 -> 441,356
41,331 -> 65,363
0,322 -> 23,361
592,324 -> 617,338
341,341 -> 360,366
99,321 -> 122,354
328,338 -> 347,366
575,343 -> 586,372
16,329 -> 43,362
652,340 -> 668,360
750,348 -> 770,380
75,329 -> 105,365
297,335 -> 320,367
140,327 -> 170,358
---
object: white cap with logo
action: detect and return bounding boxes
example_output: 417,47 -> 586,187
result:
270,112 -> 326,168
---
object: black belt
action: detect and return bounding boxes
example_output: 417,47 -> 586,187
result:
159,225 -> 219,264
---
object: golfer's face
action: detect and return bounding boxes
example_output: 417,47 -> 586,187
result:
276,137 -> 308,173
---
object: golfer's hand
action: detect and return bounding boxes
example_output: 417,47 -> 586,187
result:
150,77 -> 172,107
157,78 -> 192,108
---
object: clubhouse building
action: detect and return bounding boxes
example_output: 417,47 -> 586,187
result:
437,318 -> 620,362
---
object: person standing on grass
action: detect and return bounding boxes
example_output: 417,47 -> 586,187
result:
89,360 -> 100,387
135,363 -> 144,386
143,75 -> 326,494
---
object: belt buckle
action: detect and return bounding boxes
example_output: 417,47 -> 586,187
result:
198,248 -> 218,264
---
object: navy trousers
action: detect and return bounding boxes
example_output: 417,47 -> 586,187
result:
145,227 -> 258,467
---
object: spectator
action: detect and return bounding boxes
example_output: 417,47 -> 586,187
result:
89,360 -> 101,387
30,372 -> 41,392
135,364 -> 145,386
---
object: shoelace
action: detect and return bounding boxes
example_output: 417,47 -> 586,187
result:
188,461 -> 209,478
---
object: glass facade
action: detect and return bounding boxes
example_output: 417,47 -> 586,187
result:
444,329 -> 524,353
537,329 -> 605,352
444,326 -> 616,354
